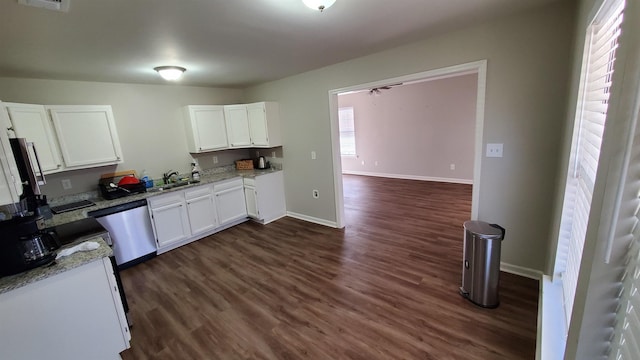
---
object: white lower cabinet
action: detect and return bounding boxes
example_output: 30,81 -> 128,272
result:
213,177 -> 248,225
244,185 -> 258,219
0,258 -> 130,360
148,192 -> 191,251
149,180 -> 247,254
185,185 -> 218,235
243,171 -> 286,224
147,173 -> 283,254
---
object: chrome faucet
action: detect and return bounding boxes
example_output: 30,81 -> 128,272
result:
163,170 -> 179,184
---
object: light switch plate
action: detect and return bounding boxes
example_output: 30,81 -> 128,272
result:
311,151 -> 317,160
486,143 -> 504,158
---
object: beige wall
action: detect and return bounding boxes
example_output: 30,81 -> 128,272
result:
0,78 -> 243,197
339,74 -> 477,182
245,1 -> 576,271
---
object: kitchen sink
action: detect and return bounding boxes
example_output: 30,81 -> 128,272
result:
148,180 -> 200,192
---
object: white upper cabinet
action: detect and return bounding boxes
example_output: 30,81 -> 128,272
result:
0,106 -> 22,206
247,102 -> 281,147
224,104 -> 251,148
47,105 -> 123,170
187,101 -> 281,151
3,103 -> 63,174
183,105 -> 228,153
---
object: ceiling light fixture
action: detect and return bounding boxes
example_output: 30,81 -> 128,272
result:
302,0 -> 336,12
154,66 -> 186,81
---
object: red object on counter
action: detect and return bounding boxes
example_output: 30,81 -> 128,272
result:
117,176 -> 140,186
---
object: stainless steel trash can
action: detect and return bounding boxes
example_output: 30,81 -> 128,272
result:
459,220 -> 505,308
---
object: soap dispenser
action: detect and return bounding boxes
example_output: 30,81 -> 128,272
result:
141,169 -> 153,188
191,162 -> 201,181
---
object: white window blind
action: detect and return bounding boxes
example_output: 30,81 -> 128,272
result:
338,107 -> 356,156
554,0 -> 625,328
608,101 -> 640,359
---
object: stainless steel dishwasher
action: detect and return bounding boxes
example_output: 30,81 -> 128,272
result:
88,199 -> 156,269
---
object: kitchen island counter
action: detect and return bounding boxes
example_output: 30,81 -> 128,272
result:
0,240 -> 130,360
0,235 -> 112,294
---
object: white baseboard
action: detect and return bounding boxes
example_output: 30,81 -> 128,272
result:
342,170 -> 473,185
286,211 -> 339,228
500,262 -> 543,280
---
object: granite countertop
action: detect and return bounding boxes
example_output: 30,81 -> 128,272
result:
0,236 -> 112,295
46,168 -> 282,227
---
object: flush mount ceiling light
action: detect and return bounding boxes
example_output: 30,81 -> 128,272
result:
302,0 -> 336,12
154,66 -> 186,81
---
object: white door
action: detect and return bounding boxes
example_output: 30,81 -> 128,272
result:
150,202 -> 190,248
4,103 -> 62,173
224,105 -> 251,148
192,106 -> 228,151
47,105 -> 123,169
186,194 -> 218,235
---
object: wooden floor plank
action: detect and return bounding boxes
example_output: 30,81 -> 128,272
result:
120,174 -> 538,359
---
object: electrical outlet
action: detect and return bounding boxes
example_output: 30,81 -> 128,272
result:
255,150 -> 260,157
312,189 -> 319,199
61,179 -> 72,190
361,160 -> 365,165
271,151 -> 276,158
311,151 -> 317,160
486,143 -> 504,158
450,163 -> 455,170
212,156 -> 218,164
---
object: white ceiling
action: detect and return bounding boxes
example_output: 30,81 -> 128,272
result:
0,0 -> 561,88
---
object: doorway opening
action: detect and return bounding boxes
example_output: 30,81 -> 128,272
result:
328,60 -> 487,228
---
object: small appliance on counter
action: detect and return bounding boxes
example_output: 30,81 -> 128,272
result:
255,156 -> 270,170
0,214 -> 61,276
98,170 -> 147,200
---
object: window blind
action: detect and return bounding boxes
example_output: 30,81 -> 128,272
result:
608,30 -> 640,359
555,0 -> 625,328
338,107 -> 356,156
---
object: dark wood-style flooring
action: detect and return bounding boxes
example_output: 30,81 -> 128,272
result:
120,175 -> 539,359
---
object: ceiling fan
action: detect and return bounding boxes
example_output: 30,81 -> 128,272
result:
369,83 -> 403,95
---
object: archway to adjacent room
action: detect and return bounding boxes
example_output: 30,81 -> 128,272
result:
328,60 -> 487,228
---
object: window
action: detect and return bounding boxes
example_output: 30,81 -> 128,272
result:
338,107 -> 356,156
607,5 -> 639,354
553,0 -> 625,331
611,175 -> 640,359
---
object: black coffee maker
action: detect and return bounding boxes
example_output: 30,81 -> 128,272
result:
0,214 -> 60,276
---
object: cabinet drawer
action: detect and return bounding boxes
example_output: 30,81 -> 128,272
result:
184,184 -> 213,200
243,177 -> 255,187
213,177 -> 243,192
147,192 -> 185,209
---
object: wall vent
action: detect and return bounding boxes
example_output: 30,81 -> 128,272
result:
18,0 -> 70,12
